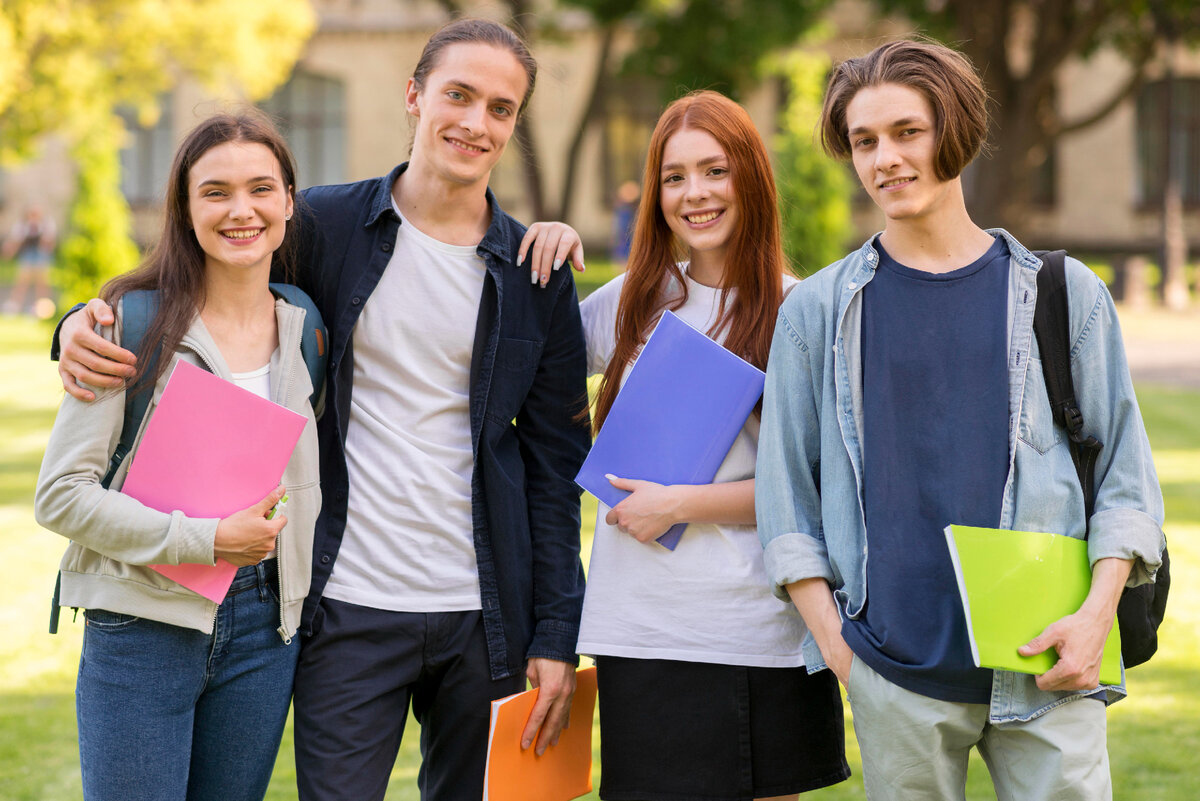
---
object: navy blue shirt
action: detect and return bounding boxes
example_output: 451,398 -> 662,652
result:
842,235 -> 1010,703
288,164 -> 591,680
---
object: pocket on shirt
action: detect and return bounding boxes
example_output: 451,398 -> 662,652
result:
494,337 -> 543,371
485,337 -> 544,424
1016,356 -> 1065,455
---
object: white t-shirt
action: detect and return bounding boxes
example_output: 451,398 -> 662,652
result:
231,361 -> 276,559
323,207 -> 484,612
576,266 -> 808,667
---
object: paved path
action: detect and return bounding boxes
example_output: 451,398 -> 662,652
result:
1117,307 -> 1200,390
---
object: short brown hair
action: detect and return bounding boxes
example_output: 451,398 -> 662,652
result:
818,39 -> 989,181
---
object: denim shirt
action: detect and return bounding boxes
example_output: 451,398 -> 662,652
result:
756,230 -> 1165,722
289,164 -> 591,680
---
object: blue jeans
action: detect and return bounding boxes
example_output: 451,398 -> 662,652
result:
76,561 -> 299,801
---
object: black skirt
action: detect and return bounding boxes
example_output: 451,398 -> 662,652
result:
595,656 -> 851,801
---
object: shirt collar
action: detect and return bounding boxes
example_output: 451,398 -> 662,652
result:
363,162 -> 515,265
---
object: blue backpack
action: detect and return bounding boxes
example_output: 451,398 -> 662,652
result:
48,283 -> 327,633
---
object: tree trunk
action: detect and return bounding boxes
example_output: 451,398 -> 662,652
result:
1159,41 -> 1190,310
557,25 -> 616,223
966,103 -> 1042,237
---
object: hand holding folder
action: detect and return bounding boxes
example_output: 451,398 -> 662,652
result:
483,666 -> 597,801
944,524 -> 1122,685
120,360 -> 307,603
575,311 -> 764,550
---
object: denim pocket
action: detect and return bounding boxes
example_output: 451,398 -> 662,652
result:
84,609 -> 141,629
1017,357 -> 1065,455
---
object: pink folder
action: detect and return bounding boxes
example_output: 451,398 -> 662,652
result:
120,360 -> 307,603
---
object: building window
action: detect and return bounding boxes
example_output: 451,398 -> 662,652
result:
1136,77 -> 1200,207
119,100 -> 174,206
263,71 -> 346,189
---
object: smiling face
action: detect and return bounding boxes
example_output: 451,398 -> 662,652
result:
846,82 -> 961,227
406,42 -> 528,190
188,141 -> 293,276
658,127 -> 739,271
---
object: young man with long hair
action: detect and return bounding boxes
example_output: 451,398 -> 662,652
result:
54,19 -> 590,801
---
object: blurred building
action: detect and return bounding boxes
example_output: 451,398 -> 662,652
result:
2,0 -> 1198,262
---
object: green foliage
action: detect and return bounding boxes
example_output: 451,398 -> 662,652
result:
56,127 -> 139,303
772,50 -> 852,276
617,0 -> 836,101
0,0 -> 316,297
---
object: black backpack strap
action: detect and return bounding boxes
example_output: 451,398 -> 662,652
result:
269,282 -> 328,408
1032,250 -> 1104,521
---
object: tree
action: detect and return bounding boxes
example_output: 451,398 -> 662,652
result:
772,49 -> 853,275
0,0 -> 315,299
430,0 -> 833,221
872,0 -> 1200,250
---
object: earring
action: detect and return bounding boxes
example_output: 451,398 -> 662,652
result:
285,214 -> 292,221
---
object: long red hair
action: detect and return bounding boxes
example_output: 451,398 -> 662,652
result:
592,90 -> 786,433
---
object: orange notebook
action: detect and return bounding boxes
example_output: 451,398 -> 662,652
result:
483,666 -> 597,801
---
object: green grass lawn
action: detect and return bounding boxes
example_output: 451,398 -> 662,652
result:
2,313 -> 1197,800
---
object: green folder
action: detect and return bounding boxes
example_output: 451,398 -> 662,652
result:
943,524 -> 1122,686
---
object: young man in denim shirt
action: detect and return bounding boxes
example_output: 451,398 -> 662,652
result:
756,40 -> 1164,800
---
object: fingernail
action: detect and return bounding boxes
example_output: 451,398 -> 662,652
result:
532,269 -> 539,285
540,275 -> 548,288
517,252 -> 525,266
605,473 -> 616,480
552,258 -> 562,271
579,261 -> 586,272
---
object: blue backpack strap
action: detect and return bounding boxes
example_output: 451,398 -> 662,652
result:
100,290 -> 161,489
55,289 -> 161,634
269,282 -> 327,408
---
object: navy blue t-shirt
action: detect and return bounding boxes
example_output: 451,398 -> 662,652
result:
842,235 -> 1011,703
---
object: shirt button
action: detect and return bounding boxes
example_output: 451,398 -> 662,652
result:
320,554 -> 331,564
381,243 -> 392,252
848,282 -> 857,290
351,297 -> 361,306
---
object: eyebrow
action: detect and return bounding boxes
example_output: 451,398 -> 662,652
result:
661,154 -> 728,172
446,79 -> 517,108
848,116 -> 926,136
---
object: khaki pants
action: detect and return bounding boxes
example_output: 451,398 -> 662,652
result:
847,657 -> 1111,801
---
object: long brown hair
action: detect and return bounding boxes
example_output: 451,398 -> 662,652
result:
592,90 -> 785,433
101,109 -> 301,389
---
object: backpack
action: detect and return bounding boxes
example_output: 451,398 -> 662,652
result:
1032,250 -> 1169,670
48,283 -> 327,633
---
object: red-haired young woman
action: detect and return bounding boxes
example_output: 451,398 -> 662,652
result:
576,91 -> 850,801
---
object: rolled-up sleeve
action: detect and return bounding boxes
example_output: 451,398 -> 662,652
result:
757,307 -> 835,600
1068,265 -> 1165,586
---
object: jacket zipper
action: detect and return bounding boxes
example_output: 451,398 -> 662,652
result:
182,302 -> 302,645
275,303 -> 303,644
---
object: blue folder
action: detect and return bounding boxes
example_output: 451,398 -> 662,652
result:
576,310 -> 766,549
